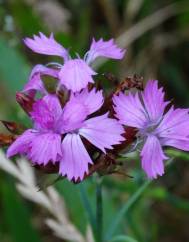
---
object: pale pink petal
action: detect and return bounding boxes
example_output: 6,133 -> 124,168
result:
113,92 -> 147,128
57,98 -> 88,133
24,32 -> 68,60
7,129 -> 37,158
23,64 -> 59,95
141,135 -> 168,179
59,59 -> 96,92
71,88 -> 104,115
156,107 -> 189,151
86,38 -> 126,64
79,113 -> 124,153
59,133 -> 93,181
28,132 -> 62,165
142,80 -> 169,122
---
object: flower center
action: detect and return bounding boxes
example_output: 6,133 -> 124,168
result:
139,118 -> 162,138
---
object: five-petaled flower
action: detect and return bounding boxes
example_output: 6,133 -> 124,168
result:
24,32 -> 125,93
113,80 -> 189,179
7,89 -> 124,181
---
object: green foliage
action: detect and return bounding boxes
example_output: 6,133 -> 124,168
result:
0,38 -> 30,93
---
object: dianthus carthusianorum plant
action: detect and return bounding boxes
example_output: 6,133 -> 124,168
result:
1,33 -> 189,242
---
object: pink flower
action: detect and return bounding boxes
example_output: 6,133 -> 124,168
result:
7,88 -> 124,181
24,32 -> 125,92
113,80 -> 189,179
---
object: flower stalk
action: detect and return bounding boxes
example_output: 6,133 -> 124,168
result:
96,177 -> 103,242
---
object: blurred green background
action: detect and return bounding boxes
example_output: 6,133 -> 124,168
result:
1,0 -> 189,242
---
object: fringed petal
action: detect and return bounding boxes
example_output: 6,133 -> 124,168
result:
59,59 -> 96,92
86,38 -> 125,64
59,133 -> 92,181
141,135 -> 168,179
24,32 -> 68,60
7,129 -> 37,158
113,92 -> 147,128
79,113 -> 125,153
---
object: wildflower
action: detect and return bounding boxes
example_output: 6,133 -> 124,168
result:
113,80 -> 189,179
7,88 -> 124,181
24,32 -> 125,92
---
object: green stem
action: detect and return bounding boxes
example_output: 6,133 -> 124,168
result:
96,178 -> 103,242
105,180 -> 151,241
79,184 -> 96,231
165,148 -> 189,160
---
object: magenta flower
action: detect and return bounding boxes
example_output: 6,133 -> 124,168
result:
7,88 -> 124,181
113,80 -> 189,179
24,32 -> 125,92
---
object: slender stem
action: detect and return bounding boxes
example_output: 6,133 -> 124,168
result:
79,184 -> 96,231
96,177 -> 103,242
105,180 -> 151,241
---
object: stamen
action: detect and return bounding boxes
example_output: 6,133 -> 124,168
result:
46,62 -> 62,68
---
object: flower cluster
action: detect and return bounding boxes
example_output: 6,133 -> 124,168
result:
6,33 -> 125,181
2,32 -> 189,182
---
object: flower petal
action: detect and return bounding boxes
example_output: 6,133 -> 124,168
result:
86,38 -> 125,64
141,135 -> 168,179
24,32 -> 68,60
71,88 -> 104,115
59,59 -> 96,92
59,133 -> 93,181
28,132 -> 62,165
23,64 -> 59,95
142,80 -> 169,122
57,97 -> 88,133
156,107 -> 189,151
113,92 -> 147,128
161,138 -> 189,151
43,94 -> 62,119
7,129 -> 37,158
79,113 -> 124,153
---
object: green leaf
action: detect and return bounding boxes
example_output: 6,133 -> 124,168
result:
79,183 -> 96,232
110,235 -> 138,242
105,180 -> 151,241
165,149 -> 189,160
56,179 -> 88,234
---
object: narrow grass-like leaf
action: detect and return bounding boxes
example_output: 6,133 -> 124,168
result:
110,234 -> 138,242
105,180 -> 151,241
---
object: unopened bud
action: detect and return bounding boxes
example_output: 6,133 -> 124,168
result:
0,134 -> 16,146
1,120 -> 26,134
16,92 -> 34,115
